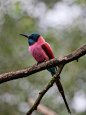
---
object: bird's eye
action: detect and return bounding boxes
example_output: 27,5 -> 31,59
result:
31,37 -> 35,40
29,36 -> 32,39
29,36 -> 33,39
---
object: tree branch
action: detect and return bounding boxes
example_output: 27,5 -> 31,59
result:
0,44 -> 86,84
0,44 -> 86,115
26,64 -> 64,115
28,98 -> 59,115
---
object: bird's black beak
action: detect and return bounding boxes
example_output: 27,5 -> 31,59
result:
20,34 -> 29,38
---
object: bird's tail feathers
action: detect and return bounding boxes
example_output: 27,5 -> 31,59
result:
55,79 -> 71,114
47,67 -> 71,114
47,67 -> 56,76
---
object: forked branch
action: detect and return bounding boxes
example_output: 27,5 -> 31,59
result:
28,98 -> 59,115
0,44 -> 86,84
26,64 -> 64,115
0,45 -> 86,115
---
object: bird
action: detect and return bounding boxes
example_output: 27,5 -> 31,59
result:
20,33 -> 71,114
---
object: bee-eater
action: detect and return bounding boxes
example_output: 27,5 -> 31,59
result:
20,33 -> 71,114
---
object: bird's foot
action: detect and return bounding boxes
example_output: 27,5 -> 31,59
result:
36,61 -> 43,65
36,62 -> 40,65
36,60 -> 47,65
44,60 -> 47,62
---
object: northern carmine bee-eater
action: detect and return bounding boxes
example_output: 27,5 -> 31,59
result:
20,33 -> 71,114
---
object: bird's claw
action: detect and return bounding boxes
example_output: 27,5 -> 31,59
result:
36,61 -> 43,65
44,60 -> 47,62
36,60 -> 47,65
36,62 -> 39,65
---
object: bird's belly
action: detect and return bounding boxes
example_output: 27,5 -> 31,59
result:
29,46 -> 49,62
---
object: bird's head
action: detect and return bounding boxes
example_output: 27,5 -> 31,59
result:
20,33 -> 40,45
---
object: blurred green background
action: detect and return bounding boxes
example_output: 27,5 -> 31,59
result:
0,0 -> 86,115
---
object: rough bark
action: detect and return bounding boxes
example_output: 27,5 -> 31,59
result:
0,44 -> 86,84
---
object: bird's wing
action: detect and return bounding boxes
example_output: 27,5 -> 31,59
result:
41,42 -> 55,59
41,42 -> 57,70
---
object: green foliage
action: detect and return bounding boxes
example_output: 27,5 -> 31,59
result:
0,0 -> 86,115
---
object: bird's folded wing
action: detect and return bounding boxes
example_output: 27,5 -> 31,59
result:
41,42 -> 54,59
41,42 -> 57,70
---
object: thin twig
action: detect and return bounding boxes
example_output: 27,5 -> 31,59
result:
26,65 -> 64,115
28,98 -> 59,115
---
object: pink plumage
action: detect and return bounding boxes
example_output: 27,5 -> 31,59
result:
29,36 -> 54,62
20,33 -> 71,113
